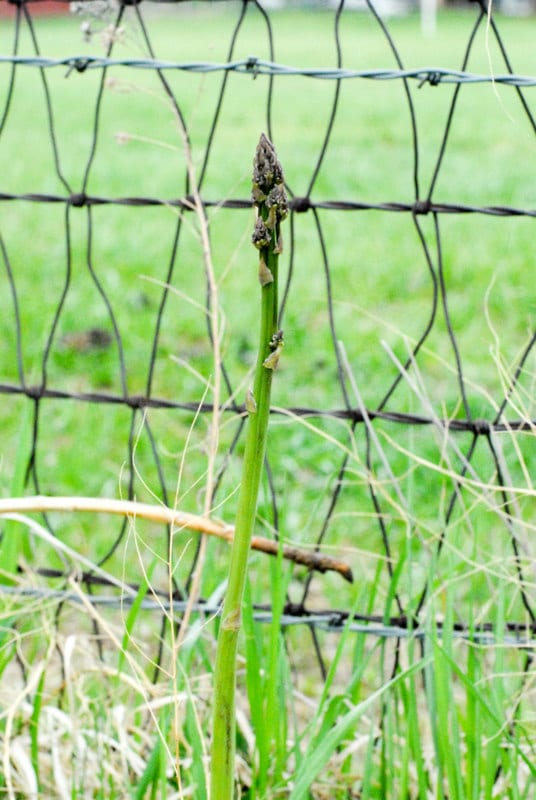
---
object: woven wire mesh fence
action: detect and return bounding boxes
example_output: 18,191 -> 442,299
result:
0,0 -> 536,790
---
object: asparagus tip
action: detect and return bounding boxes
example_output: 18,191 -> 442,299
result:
252,133 -> 284,201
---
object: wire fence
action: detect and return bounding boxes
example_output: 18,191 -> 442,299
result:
3,52 -> 536,86
1,0 -> 535,685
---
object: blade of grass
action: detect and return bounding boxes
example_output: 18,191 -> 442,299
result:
133,734 -> 164,800
289,654 -> 431,800
29,667 -> 46,796
349,561 -> 383,705
461,595 -> 484,800
133,705 -> 171,800
290,584 -> 374,793
300,584 -> 371,762
433,584 -> 465,800
1,403 -> 33,583
398,664 -> 428,799
243,577 -> 269,792
336,582 -> 379,793
117,559 -> 157,679
432,635 -> 536,781
379,686 -> 394,800
266,549 -> 292,789
483,582 -> 507,800
0,619 -> 16,684
185,694 -> 208,800
359,719 -> 377,799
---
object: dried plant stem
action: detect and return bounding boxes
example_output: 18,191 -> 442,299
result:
0,495 -> 353,581
171,108 -> 222,656
210,135 -> 288,800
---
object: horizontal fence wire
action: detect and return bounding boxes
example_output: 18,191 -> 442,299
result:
1,586 -> 536,649
0,0 -> 535,694
2,53 -> 536,86
3,583 -> 536,646
1,381 -> 536,432
2,191 -> 536,217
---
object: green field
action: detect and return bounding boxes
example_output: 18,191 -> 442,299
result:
0,4 -> 535,798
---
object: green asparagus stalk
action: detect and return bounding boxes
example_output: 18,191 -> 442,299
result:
209,134 -> 288,800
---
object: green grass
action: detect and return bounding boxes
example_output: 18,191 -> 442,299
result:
0,3 -> 535,797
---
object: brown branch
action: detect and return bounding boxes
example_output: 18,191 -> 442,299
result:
0,495 -> 353,583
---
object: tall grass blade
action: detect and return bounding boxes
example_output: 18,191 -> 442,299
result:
289,655 -> 431,800
1,404 -> 32,583
29,667 -> 45,795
